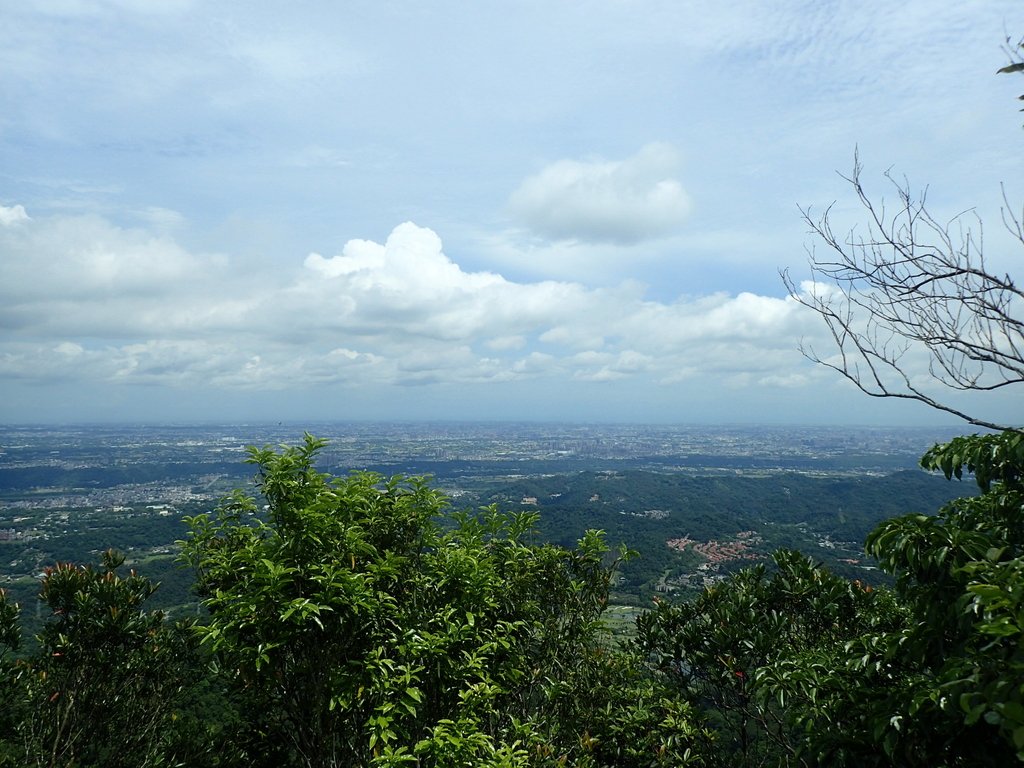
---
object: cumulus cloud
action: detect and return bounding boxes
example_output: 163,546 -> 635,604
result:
0,207 -> 246,343
304,223 -> 505,298
0,204 -> 29,226
0,209 -> 208,300
507,143 -> 691,245
0,208 -> 828,397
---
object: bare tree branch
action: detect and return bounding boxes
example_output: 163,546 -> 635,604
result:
782,153 -> 1024,433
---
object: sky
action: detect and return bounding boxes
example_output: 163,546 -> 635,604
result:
1,0 -> 1022,427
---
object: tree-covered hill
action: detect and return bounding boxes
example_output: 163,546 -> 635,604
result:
481,469 -> 973,597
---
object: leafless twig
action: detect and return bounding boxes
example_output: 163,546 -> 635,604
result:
782,154 -> 1023,432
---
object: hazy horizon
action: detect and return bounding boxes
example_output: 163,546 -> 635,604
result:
0,419 -> 975,434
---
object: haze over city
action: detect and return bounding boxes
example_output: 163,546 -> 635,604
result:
2,1 -> 1022,426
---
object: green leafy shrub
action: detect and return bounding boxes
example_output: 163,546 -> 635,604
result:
181,434 -> 710,767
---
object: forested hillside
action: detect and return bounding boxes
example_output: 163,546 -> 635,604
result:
0,458 -> 970,637
485,469 -> 971,597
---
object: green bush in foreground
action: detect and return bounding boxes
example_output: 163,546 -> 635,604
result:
181,434 -> 711,767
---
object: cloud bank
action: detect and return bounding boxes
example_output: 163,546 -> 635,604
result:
0,207 -> 818,395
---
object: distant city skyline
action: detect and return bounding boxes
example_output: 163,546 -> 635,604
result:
2,2 -> 1022,427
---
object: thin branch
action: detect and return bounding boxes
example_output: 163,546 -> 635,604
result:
782,160 -> 1023,432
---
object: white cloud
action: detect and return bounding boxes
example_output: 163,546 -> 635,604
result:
288,223 -> 604,350
508,143 -> 691,245
0,210 -> 243,345
0,205 -> 29,226
303,223 -> 505,300
511,352 -> 558,377
0,210 -> 829,397
539,325 -> 606,350
486,335 -> 526,351
571,349 -> 655,382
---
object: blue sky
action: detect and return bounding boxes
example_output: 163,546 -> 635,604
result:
1,0 -> 1022,426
